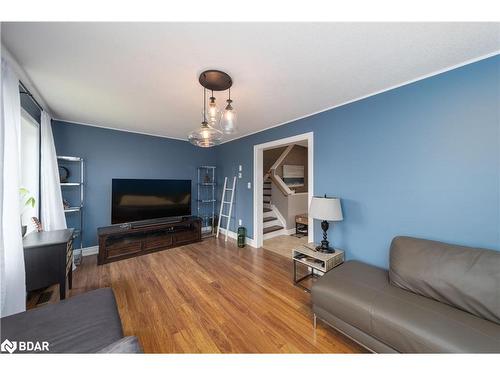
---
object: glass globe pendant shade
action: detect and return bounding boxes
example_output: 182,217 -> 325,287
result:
188,121 -> 223,148
220,99 -> 238,134
207,95 -> 219,125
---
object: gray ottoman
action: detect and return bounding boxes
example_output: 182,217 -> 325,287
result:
1,288 -> 141,353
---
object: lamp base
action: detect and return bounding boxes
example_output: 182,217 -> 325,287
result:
315,245 -> 336,254
316,220 -> 336,253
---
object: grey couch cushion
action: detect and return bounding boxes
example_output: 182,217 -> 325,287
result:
312,260 -> 388,335
98,336 -> 142,353
371,276 -> 500,353
0,288 -> 123,353
389,236 -> 500,324
312,261 -> 500,353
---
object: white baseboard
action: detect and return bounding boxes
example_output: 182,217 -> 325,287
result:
78,245 -> 99,257
263,227 -> 297,241
217,228 -> 257,248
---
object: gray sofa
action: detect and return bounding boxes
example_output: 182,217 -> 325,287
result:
1,288 -> 141,353
311,236 -> 500,353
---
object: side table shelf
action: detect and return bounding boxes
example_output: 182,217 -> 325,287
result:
292,243 -> 344,292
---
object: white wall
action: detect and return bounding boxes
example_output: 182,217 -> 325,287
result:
271,183 -> 308,229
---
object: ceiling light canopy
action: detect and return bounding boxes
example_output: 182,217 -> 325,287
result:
188,70 -> 238,147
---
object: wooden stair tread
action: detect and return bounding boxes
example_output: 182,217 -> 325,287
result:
263,193 -> 272,197
263,216 -> 277,222
263,225 -> 284,234
263,208 -> 272,213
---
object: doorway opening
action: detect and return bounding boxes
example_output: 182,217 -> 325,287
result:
253,132 -> 314,252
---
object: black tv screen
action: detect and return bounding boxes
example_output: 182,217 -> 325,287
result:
111,179 -> 191,224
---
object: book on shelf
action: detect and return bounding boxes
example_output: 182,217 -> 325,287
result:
294,254 -> 323,265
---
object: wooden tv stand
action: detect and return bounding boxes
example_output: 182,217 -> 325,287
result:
97,216 -> 201,265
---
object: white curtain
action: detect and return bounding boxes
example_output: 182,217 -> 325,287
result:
0,58 -> 26,317
40,110 -> 67,231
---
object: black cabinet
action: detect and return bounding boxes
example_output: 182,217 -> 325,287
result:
23,229 -> 74,300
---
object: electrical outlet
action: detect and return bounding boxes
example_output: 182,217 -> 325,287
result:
239,165 -> 242,172
238,219 -> 242,226
247,182 -> 251,189
238,172 -> 242,178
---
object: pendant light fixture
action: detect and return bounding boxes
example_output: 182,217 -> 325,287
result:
188,88 -> 223,147
188,70 -> 237,147
220,87 -> 238,134
207,90 -> 219,126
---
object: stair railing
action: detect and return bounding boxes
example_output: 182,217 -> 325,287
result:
269,170 -> 293,196
264,144 -> 295,197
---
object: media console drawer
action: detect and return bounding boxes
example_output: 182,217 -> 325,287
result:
97,217 -> 202,265
107,240 -> 142,258
174,230 -> 198,245
144,233 -> 174,250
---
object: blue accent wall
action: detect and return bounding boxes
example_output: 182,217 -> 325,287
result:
216,55 -> 500,267
52,121 -> 216,247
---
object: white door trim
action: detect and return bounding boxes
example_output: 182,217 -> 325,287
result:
253,132 -> 314,248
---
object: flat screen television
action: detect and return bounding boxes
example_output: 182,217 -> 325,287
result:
111,179 -> 191,224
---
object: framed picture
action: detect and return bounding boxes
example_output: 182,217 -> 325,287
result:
283,165 -> 305,187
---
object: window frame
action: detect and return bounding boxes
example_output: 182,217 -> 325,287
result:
20,107 -> 41,226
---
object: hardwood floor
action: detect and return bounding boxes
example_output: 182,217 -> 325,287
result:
263,234 -> 308,258
30,237 -> 366,353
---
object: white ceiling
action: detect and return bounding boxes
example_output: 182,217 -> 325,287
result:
2,22 -> 499,142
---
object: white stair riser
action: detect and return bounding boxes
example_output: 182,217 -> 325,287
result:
263,219 -> 281,228
263,228 -> 288,240
263,210 -> 276,218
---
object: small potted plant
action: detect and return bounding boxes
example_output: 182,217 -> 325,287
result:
19,187 -> 36,237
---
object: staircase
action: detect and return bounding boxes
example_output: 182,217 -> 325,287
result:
262,179 -> 287,240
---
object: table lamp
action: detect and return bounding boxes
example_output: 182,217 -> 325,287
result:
309,195 -> 343,253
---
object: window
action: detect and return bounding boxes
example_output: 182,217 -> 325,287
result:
20,109 -> 40,233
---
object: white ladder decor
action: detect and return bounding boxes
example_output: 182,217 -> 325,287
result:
216,176 -> 237,241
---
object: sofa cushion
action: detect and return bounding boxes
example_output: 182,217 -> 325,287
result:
389,236 -> 500,324
312,261 -> 500,353
0,288 -> 123,353
371,278 -> 500,353
312,260 -> 389,335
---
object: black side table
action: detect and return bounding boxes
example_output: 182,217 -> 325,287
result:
23,229 -> 74,300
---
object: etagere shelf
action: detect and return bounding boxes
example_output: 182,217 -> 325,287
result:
197,166 -> 217,238
57,155 -> 84,265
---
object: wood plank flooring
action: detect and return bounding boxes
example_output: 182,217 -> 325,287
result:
31,237 -> 366,353
263,234 -> 308,258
